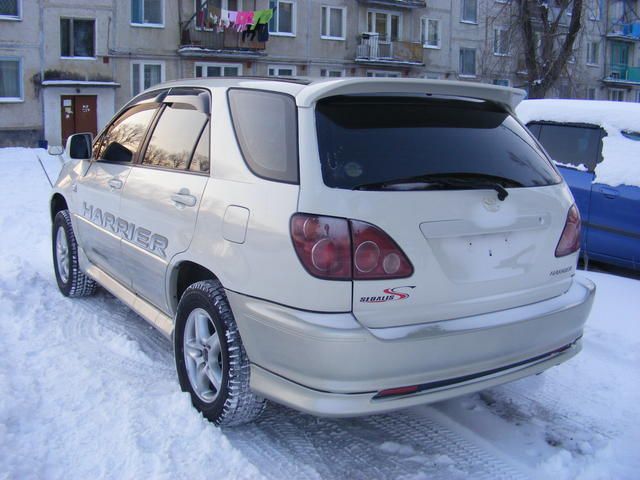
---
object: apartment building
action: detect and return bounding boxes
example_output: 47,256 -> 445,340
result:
1,0 -> 639,147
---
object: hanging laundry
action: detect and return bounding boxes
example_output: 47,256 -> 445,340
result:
235,11 -> 254,32
250,9 -> 273,30
256,22 -> 269,42
219,9 -> 231,28
229,11 -> 238,24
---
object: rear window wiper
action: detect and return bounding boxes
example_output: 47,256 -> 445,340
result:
352,173 -> 521,201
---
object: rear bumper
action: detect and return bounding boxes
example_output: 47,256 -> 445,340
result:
227,274 -> 595,417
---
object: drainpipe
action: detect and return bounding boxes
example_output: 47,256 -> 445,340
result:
38,0 -> 46,145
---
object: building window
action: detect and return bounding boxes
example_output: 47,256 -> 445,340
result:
60,18 -> 95,58
493,28 -> 509,55
321,6 -> 346,40
636,90 -> 640,102
461,0 -> 478,23
420,18 -> 440,48
367,10 -> 401,43
269,0 -> 295,36
586,41 -> 599,65
366,70 -> 400,77
0,57 -> 22,101
131,0 -> 163,26
195,62 -> 242,77
0,0 -> 20,19
132,62 -> 165,96
493,79 -> 509,86
609,89 -> 625,102
320,68 -> 344,77
268,65 -> 297,76
459,47 -> 476,77
587,87 -> 597,100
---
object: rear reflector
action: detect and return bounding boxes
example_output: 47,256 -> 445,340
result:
376,385 -> 419,398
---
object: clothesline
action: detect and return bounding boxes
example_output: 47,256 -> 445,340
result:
196,6 -> 274,34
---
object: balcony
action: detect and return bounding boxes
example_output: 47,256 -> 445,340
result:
178,24 -> 266,59
606,22 -> 640,41
603,64 -> 640,85
357,0 -> 427,8
355,33 -> 423,66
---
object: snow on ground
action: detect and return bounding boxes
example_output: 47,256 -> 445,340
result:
516,99 -> 640,188
0,147 -> 639,479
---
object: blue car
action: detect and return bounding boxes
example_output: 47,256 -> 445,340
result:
517,100 -> 640,271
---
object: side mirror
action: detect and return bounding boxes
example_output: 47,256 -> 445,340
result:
66,133 -> 93,160
48,145 -> 64,156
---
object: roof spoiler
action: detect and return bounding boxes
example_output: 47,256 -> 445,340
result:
296,79 -> 526,111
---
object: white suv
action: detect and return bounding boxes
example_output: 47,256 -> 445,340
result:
50,78 -> 595,426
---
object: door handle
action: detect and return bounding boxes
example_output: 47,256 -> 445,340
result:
171,190 -> 197,207
108,178 -> 123,190
598,186 -> 619,199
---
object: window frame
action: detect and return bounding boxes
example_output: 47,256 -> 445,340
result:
459,47 -> 477,77
269,0 -> 296,37
420,17 -> 441,49
0,56 -> 23,102
366,70 -> 400,78
492,78 -> 510,87
131,61 -> 166,97
131,0 -> 165,28
0,0 -> 21,20
268,65 -> 297,76
320,68 -> 345,77
587,87 -> 597,100
493,27 -> 509,56
321,5 -> 346,41
608,88 -> 626,102
461,0 -> 478,24
586,41 -> 600,66
366,9 -> 402,43
194,61 -> 243,78
60,17 -> 97,60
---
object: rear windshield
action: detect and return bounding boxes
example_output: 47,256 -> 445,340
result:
315,96 -> 561,190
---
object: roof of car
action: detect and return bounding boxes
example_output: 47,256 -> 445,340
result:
151,77 -> 527,110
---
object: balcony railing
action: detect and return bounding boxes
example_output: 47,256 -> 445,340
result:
605,64 -> 640,83
355,33 -> 423,65
179,25 -> 266,54
607,22 -> 640,41
357,0 -> 426,8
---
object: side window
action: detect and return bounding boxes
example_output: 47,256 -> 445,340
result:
142,103 -> 208,171
227,88 -> 298,184
190,122 -> 210,173
98,104 -> 158,163
537,124 -> 603,171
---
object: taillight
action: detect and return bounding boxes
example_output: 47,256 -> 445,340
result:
351,220 -> 413,279
290,214 -> 413,280
555,204 -> 581,257
290,214 -> 351,280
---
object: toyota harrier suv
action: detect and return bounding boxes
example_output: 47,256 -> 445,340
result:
50,78 -> 595,426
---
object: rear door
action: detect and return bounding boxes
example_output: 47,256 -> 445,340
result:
309,96 -> 574,329
74,102 -> 159,283
119,88 -> 211,313
588,175 -> 640,268
531,122 -> 603,253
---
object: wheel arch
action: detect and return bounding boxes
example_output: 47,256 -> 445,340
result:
50,193 -> 69,221
169,261 -> 219,314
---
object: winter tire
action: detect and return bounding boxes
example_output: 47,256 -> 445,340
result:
174,280 -> 267,426
52,210 -> 98,298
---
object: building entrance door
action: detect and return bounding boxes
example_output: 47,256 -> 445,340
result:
60,95 -> 98,145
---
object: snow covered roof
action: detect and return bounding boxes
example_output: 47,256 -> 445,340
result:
516,99 -> 640,188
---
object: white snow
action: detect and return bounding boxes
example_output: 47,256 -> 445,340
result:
1,147 -> 639,479
516,99 -> 640,188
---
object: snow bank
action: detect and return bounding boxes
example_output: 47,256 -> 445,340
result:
516,99 -> 640,188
